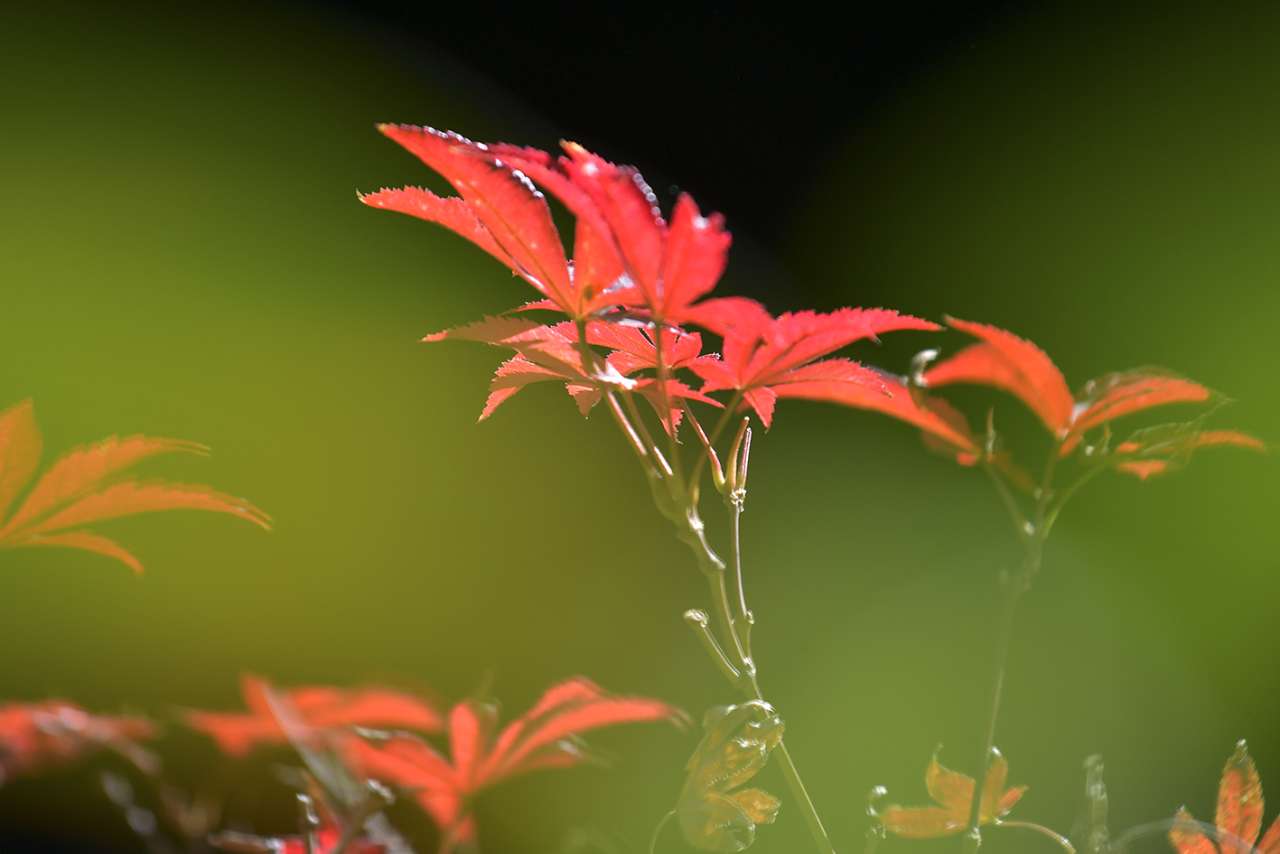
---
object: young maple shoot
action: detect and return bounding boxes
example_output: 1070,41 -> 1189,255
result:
365,123 -> 1264,854
365,123 -> 961,854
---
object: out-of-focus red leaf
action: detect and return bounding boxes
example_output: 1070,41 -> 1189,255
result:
24,481 -> 270,536
20,530 -> 144,575
1,434 -> 207,537
925,318 -> 1074,435
347,677 -> 681,854
0,701 -> 156,782
187,676 -> 443,758
0,401 -> 267,572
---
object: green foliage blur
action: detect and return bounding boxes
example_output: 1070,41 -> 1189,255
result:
1,3 -> 1276,852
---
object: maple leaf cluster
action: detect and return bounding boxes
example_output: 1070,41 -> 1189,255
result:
366,126 -> 1263,483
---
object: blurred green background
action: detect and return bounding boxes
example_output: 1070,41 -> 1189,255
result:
1,2 -> 1277,851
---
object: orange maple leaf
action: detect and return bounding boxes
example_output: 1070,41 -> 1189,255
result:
0,399 -> 269,573
881,748 -> 1027,839
1171,740 -> 1280,854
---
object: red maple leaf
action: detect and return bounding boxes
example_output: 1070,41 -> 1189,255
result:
0,399 -> 269,573
363,126 -> 636,321
1171,740 -> 1280,854
346,677 -> 684,853
0,701 -> 156,783
687,302 -> 939,428
365,126 -> 749,332
187,674 -> 443,758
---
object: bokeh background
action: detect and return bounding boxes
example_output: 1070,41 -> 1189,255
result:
2,2 -> 1278,851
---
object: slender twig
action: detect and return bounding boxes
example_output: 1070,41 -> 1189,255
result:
688,390 -> 743,494
684,609 -> 740,683
959,572 -> 1027,854
727,499 -> 753,657
962,447 -> 1057,852
772,740 -> 836,854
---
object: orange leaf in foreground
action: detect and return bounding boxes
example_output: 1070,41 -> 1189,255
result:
881,748 -> 1026,839
1170,740 -> 1280,854
0,399 -> 269,573
186,674 -> 444,757
346,677 -> 684,853
0,701 -> 155,783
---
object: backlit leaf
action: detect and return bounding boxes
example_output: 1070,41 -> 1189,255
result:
926,317 -> 1074,435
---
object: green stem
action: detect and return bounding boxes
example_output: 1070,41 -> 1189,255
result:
772,740 -> 836,854
962,449 -> 1057,852
727,499 -> 753,658
960,571 -> 1027,853
682,499 -> 834,854
648,809 -> 677,854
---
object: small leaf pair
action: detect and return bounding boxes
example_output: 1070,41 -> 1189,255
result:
677,701 -> 784,852
880,747 -> 1026,839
